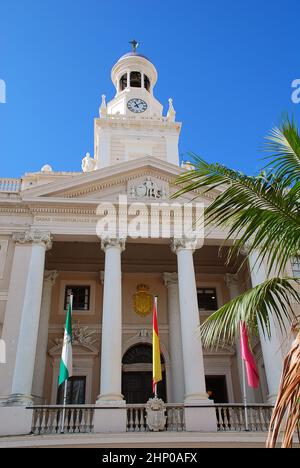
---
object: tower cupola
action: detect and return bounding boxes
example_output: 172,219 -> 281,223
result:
107,41 -> 162,118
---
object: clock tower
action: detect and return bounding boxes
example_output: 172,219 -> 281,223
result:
91,43 -> 182,170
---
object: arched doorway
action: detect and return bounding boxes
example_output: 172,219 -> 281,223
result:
122,344 -> 167,404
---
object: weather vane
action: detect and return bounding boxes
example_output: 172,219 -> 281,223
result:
129,40 -> 139,53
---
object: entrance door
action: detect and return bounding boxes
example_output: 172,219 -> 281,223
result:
57,376 -> 86,405
122,344 -> 167,404
205,375 -> 228,403
122,371 -> 166,404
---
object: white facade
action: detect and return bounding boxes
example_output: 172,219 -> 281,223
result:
0,48 -> 288,436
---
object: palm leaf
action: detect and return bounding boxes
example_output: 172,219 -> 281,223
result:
200,277 -> 299,350
264,117 -> 300,184
266,329 -> 300,448
173,158 -> 300,275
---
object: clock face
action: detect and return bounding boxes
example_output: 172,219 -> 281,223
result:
127,98 -> 148,113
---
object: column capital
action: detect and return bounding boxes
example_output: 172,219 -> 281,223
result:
163,272 -> 178,287
171,237 -> 197,254
101,236 -> 126,253
44,270 -> 58,286
13,230 -> 53,251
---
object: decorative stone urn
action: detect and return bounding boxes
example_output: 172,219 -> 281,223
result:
145,398 -> 167,432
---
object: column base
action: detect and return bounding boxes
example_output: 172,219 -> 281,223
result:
184,398 -> 217,432
4,394 -> 34,407
0,406 -> 33,436
184,393 -> 211,405
93,405 -> 127,433
96,393 -> 125,406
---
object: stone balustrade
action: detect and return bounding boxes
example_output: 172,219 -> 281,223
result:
215,404 -> 273,432
126,404 -> 185,432
30,404 -> 273,435
0,178 -> 21,192
31,406 -> 95,435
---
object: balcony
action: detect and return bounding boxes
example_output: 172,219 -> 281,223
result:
0,178 -> 21,193
30,403 -> 273,435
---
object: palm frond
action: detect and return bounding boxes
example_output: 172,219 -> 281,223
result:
264,117 -> 300,184
173,158 -> 300,275
266,329 -> 300,448
200,277 -> 299,350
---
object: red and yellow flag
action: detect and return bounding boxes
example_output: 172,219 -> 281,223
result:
152,296 -> 162,395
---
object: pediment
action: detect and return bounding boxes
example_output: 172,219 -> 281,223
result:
20,156 -> 219,205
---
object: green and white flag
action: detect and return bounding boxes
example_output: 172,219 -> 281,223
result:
58,297 -> 73,387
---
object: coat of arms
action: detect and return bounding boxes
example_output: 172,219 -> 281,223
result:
133,284 -> 153,318
146,398 -> 167,432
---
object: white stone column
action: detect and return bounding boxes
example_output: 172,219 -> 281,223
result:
172,239 -> 216,431
32,270 -> 58,403
8,230 -> 52,405
225,273 -> 257,404
172,239 -> 208,403
248,250 -> 285,403
163,273 -> 185,403
97,237 -> 125,404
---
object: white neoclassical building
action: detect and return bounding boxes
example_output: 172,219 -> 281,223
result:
0,47 -> 291,438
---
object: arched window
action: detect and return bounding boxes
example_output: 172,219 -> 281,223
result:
123,344 -> 165,365
120,73 -> 127,91
130,71 -> 142,88
144,75 -> 150,92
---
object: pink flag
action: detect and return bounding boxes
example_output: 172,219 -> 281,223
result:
240,322 -> 259,389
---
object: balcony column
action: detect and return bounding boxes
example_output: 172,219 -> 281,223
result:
171,238 -> 216,431
7,231 -> 52,406
163,273 -> 185,403
225,273 -> 257,403
32,270 -> 58,403
248,250 -> 286,403
97,237 -> 125,405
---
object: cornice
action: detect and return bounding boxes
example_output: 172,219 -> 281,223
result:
0,206 -> 31,215
18,157 -> 181,198
95,116 -> 181,132
1,160 -> 219,206
62,169 -> 177,198
31,206 -> 97,215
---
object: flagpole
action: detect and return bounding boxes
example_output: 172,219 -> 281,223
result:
60,294 -> 73,434
242,359 -> 249,432
61,380 -> 68,434
153,295 -> 162,400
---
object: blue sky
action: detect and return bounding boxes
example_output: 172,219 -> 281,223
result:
1,0 -> 300,178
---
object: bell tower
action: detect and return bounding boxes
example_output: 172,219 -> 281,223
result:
91,42 -> 182,170
107,40 -> 162,118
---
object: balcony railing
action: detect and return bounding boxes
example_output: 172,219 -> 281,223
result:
29,404 -> 273,435
126,404 -> 185,432
0,178 -> 21,193
215,404 -> 273,432
31,405 -> 95,435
